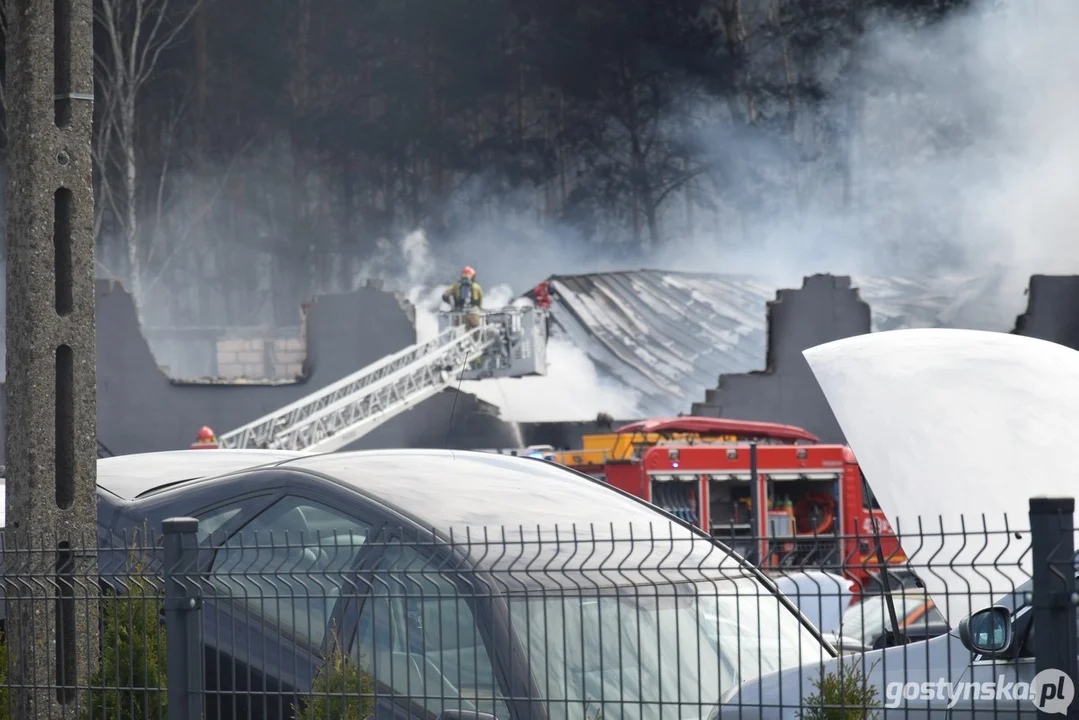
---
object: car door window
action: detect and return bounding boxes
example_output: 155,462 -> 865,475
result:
195,501 -> 246,545
209,495 -> 371,649
353,545 -> 509,719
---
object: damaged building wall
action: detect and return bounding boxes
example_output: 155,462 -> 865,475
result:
1011,275 -> 1079,350
7,272 -> 1063,462
688,273 -> 1073,445
690,274 -> 872,444
0,280 -> 517,458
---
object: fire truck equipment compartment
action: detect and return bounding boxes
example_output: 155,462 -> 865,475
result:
615,417 -> 820,443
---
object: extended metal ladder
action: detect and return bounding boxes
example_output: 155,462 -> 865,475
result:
218,324 -> 495,452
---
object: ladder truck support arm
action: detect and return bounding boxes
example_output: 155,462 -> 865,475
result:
218,324 -> 493,451
269,328 -> 494,452
216,305 -> 548,452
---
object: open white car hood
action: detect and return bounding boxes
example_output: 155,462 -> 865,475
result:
804,328 -> 1079,624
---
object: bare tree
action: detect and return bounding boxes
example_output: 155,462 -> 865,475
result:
141,113 -> 258,302
93,0 -> 203,313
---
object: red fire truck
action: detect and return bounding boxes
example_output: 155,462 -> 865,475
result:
555,417 -> 907,588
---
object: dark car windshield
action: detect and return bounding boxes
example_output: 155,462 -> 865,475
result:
839,592 -> 948,647
508,576 -> 825,720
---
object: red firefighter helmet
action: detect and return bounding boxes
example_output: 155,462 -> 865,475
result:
461,266 -> 476,279
191,425 -> 219,449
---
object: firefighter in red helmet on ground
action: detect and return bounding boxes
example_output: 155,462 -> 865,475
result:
442,266 -> 484,330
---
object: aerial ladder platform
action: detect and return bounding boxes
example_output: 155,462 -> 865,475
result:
216,305 -> 548,453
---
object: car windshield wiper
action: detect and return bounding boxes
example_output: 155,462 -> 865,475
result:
863,472 -> 906,647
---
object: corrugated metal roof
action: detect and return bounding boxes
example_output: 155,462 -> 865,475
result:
538,270 -> 1014,416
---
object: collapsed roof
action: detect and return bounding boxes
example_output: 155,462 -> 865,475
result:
524,269 -> 1014,416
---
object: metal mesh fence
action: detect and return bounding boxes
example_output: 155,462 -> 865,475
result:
0,513 -> 1075,719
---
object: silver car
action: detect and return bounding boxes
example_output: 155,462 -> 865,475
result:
714,574 -> 1057,717
770,570 -> 855,637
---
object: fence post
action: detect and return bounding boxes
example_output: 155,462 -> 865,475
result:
749,442 -> 761,564
1028,497 -> 1078,719
163,517 -> 204,720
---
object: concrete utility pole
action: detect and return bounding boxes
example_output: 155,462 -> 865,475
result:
5,0 -> 99,716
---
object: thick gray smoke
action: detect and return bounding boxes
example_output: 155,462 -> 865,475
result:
352,0 -> 1074,419
633,0 -> 1068,310
85,0 -> 1070,417
676,0 -> 1072,300
363,0 -> 1072,299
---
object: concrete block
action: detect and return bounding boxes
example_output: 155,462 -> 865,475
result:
218,338 -> 244,352
274,350 -> 304,365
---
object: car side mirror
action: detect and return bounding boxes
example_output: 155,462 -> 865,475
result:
436,713 -> 500,720
958,605 -> 1013,656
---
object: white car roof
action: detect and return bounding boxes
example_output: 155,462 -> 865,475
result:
0,450 -> 311,526
96,450 -> 308,500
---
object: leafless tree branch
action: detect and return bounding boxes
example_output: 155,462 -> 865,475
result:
145,90 -> 191,268
93,0 -> 210,310
142,133 -> 259,296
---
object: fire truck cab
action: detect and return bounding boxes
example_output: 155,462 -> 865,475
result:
555,417 -> 907,589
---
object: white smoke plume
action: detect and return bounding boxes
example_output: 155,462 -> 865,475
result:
354,1 -> 1070,344
358,229 -> 645,422
652,0 -> 1071,317
348,0 -> 1078,421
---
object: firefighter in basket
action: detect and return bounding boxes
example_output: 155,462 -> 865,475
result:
441,266 -> 484,330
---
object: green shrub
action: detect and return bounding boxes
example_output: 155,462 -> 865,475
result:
0,629 -> 8,720
294,628 -> 375,720
797,657 -> 881,720
84,546 -> 168,720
